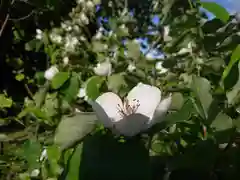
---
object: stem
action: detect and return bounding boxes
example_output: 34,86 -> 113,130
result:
35,81 -> 51,139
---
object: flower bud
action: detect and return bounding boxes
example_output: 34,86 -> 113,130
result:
93,61 -> 112,76
44,66 -> 59,80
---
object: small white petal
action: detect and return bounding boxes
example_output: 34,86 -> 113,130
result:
63,57 -> 69,65
44,66 -> 59,80
77,88 -> 86,98
149,95 -> 172,127
127,63 -> 136,72
90,92 -> 123,127
40,148 -> 47,161
114,114 -> 149,137
30,169 -> 40,177
127,83 -> 161,119
86,1 -> 94,9
93,61 -> 112,76
155,61 -> 168,74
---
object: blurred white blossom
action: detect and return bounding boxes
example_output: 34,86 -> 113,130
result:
50,32 -> 62,44
77,87 -> 89,101
64,35 -> 79,52
63,57 -> 69,65
176,42 -> 194,55
61,22 -> 72,32
163,26 -> 172,42
127,63 -> 136,72
30,169 -> 40,178
36,29 -> 43,40
86,1 -> 95,9
90,83 -> 172,137
155,61 -> 168,74
79,13 -> 89,25
94,61 -> 112,76
44,66 -> 59,80
77,0 -> 84,4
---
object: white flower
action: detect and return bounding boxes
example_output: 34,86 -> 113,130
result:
78,88 -> 86,98
40,148 -> 47,161
50,33 -> 62,44
155,61 -> 168,74
93,61 -> 112,76
90,83 -> 172,137
63,57 -> 69,65
77,88 -> 89,101
127,63 -> 136,72
86,1 -> 94,9
79,13 -> 89,25
176,42 -> 194,55
77,0 -> 84,4
64,35 -> 79,52
44,66 -> 59,80
61,23 -> 72,31
163,26 -> 172,42
30,169 -> 40,177
36,29 -> 43,40
94,31 -> 103,39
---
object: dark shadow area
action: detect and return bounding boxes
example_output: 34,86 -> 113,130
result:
78,132 -> 151,180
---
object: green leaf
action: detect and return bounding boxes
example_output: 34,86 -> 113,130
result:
92,41 -> 106,52
191,76 -> 213,120
0,94 -> 12,108
15,73 -> 25,81
157,99 -> 194,130
61,72 -> 80,103
200,2 -> 230,23
22,140 -> 41,171
222,45 -> 240,84
85,76 -> 104,100
226,62 -> 240,105
47,145 -> 62,176
211,112 -> 232,131
126,40 -> 141,59
18,107 -> 49,120
51,72 -> 70,89
63,144 -> 83,180
54,112 -> 97,151
25,39 -> 43,52
169,92 -> 184,110
107,73 -> 126,93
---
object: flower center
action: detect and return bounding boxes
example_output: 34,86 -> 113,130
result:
117,98 -> 140,118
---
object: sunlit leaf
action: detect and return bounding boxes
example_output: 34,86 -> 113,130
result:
85,76 -> 104,100
61,72 -> 80,103
200,2 -> 229,23
51,72 -> 70,89
222,45 -> 240,85
211,112 -> 232,131
191,76 -> 213,120
107,73 -> 126,93
0,94 -> 12,108
54,112 -> 97,150
22,140 -> 41,171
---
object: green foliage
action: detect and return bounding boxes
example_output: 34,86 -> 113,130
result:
200,1 -> 230,23
54,112 -> 97,150
51,72 -> 70,89
1,0 -> 240,179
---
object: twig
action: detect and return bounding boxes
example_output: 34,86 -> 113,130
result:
0,14 -> 9,37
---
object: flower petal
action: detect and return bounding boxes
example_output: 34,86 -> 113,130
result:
148,95 -> 172,127
114,113 -> 149,137
89,100 -> 112,127
90,92 -> 123,127
127,83 -> 161,119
